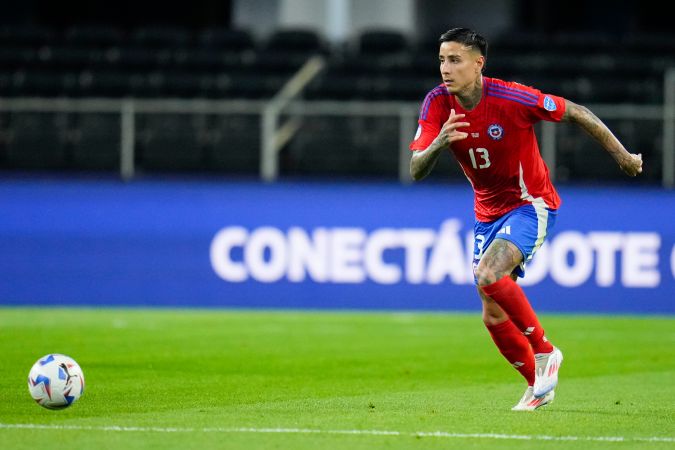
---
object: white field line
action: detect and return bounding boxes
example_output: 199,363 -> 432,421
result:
0,423 -> 673,443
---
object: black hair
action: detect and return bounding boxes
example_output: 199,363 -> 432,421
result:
438,28 -> 488,58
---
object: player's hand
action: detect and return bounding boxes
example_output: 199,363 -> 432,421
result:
436,109 -> 470,147
620,153 -> 643,177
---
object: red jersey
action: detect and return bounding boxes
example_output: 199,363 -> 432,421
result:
410,77 -> 566,222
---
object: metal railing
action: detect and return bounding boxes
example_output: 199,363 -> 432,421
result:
261,55 -> 325,181
0,68 -> 673,187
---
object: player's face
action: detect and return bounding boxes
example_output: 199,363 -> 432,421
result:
439,41 -> 484,94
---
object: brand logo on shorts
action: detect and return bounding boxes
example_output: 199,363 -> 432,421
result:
543,96 -> 557,111
487,124 -> 503,140
497,226 -> 511,235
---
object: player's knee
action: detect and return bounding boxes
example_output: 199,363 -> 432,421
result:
474,265 -> 498,287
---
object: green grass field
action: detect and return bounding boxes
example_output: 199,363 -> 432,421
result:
0,307 -> 673,450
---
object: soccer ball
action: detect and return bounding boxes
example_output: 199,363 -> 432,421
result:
27,354 -> 85,409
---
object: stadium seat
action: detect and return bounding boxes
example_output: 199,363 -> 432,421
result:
207,114 -> 260,173
305,72 -> 365,100
4,112 -> 70,169
171,47 -> 252,72
0,72 -> 12,96
76,70 -> 148,98
105,46 -> 162,71
491,31 -> 551,53
550,31 -> 616,53
0,46 -> 40,70
197,27 -> 255,52
130,26 -> 191,48
358,30 -> 408,55
285,116 -> 360,175
70,113 -> 121,170
228,72 -> 287,99
10,70 -> 69,97
265,29 -> 325,53
41,46 -> 107,71
64,25 -> 125,47
158,71 -> 212,98
0,25 -> 54,46
622,32 -> 675,54
0,23 -> 668,181
307,28 -> 428,102
253,28 -> 328,76
136,113 -> 208,171
284,116 -> 400,176
0,112 -> 10,164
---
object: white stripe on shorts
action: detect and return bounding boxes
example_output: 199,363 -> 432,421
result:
518,163 -> 550,262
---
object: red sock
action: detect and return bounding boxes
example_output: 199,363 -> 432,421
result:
486,319 -> 535,386
482,276 -> 554,354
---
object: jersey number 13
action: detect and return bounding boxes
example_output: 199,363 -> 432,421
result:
468,147 -> 491,169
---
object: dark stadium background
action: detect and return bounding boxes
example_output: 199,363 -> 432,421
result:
1,0 -> 673,313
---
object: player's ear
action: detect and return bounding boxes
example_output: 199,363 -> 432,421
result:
476,55 -> 486,74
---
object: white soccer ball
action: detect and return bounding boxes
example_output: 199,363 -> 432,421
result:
27,354 -> 85,410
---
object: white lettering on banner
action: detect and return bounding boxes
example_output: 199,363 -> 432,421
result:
549,231 -> 594,287
465,232 -> 476,282
209,223 -> 665,288
330,228 -> 366,283
518,244 -> 548,286
246,227 -> 287,282
364,229 -> 401,284
622,233 -> 661,287
426,220 -> 469,284
210,226 -> 248,282
399,229 -> 435,283
287,227 -> 329,282
587,232 -> 623,286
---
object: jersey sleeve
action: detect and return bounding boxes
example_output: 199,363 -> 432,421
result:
518,85 -> 566,125
409,87 -> 448,151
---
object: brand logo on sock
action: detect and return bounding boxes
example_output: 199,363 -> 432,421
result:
523,327 -> 535,336
511,361 -> 525,368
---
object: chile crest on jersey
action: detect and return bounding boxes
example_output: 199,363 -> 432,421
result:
487,123 -> 504,140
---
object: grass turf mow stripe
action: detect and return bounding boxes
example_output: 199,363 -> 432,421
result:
2,309 -> 673,450
1,423 -> 672,443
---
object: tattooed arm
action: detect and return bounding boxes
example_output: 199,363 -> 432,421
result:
410,109 -> 470,181
562,99 -> 643,176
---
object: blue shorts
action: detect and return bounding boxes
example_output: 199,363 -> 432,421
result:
472,203 -> 557,283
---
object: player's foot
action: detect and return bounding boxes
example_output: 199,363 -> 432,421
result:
533,347 -> 563,398
511,386 -> 555,411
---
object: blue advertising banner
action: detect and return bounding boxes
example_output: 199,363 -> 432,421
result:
1,178 -> 673,313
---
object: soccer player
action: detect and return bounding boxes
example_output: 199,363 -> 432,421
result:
409,28 -> 643,411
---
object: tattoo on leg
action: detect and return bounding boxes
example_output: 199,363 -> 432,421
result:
476,239 -> 523,285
